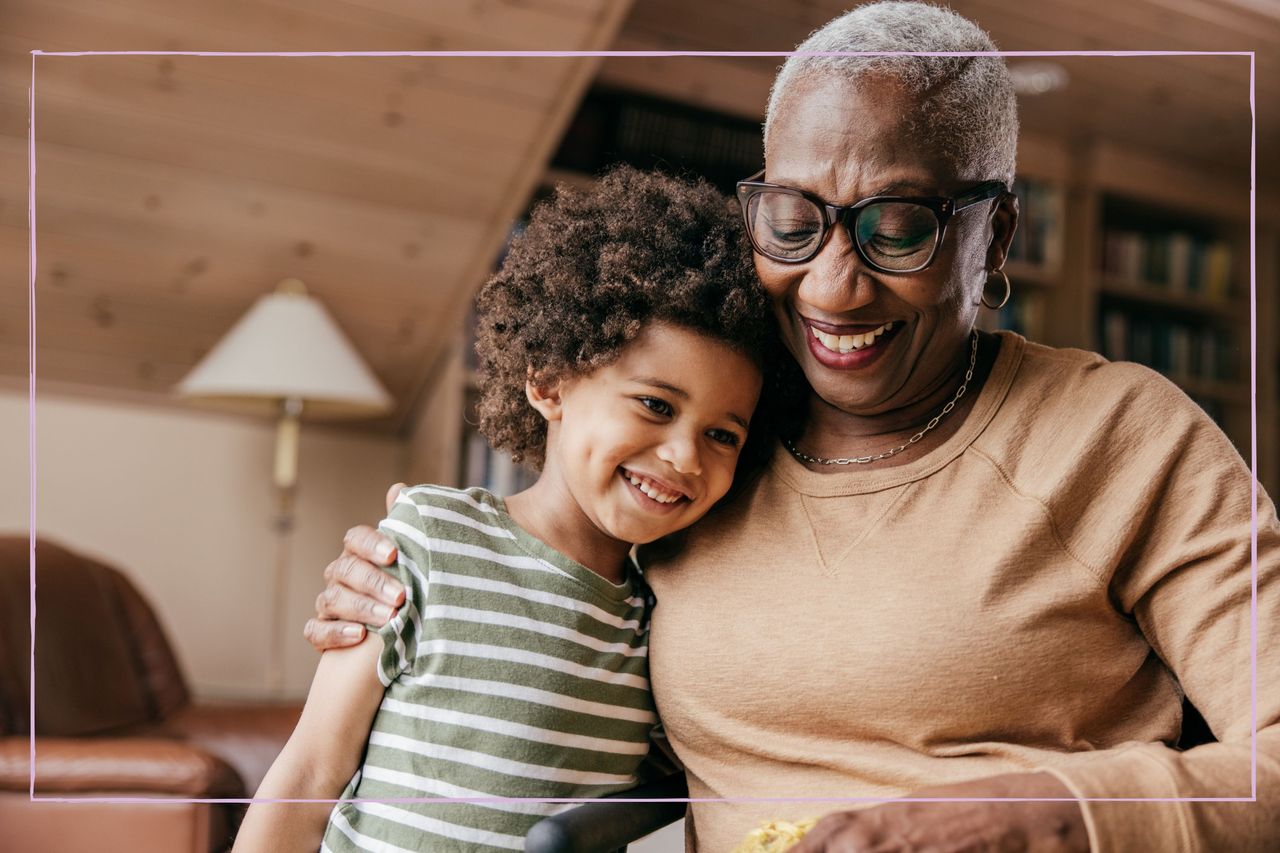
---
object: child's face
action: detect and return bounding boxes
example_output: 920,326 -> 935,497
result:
538,323 -> 763,546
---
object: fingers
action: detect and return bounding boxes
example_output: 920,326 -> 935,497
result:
303,617 -> 365,652
337,525 -> 403,605
315,582 -> 397,625
790,813 -> 874,853
385,482 -> 406,513
324,548 -> 405,609
342,524 -> 398,566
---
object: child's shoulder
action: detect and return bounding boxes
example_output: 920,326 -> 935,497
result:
385,484 -> 513,545
394,483 -> 503,515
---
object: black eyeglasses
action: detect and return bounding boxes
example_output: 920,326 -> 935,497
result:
735,170 -> 1007,273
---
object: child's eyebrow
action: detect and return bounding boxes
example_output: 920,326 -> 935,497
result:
726,412 -> 750,431
630,377 -> 688,399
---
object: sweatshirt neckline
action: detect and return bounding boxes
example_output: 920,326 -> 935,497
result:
773,330 -> 1024,497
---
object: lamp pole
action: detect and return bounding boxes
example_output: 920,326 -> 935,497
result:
266,395 -> 303,694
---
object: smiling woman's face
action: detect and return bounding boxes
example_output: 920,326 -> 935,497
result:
760,73 -> 1013,419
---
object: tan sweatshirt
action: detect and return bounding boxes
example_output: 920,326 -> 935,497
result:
644,332 -> 1278,852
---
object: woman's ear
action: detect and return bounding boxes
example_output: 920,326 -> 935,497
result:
987,191 -> 1020,271
526,377 -> 564,422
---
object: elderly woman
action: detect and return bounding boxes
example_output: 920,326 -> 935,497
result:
304,3 -> 1278,850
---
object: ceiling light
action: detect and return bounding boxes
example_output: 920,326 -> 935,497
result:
1009,61 -> 1070,96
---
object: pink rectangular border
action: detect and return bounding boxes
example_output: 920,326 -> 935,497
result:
26,48 -> 1259,807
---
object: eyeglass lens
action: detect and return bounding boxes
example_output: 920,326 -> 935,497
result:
745,192 -> 940,269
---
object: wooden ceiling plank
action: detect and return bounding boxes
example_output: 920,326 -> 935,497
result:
1122,0 -> 1280,43
616,0 -> 810,52
7,13 -> 565,108
17,230 -> 469,322
19,0 -> 594,53
957,0 -> 1275,50
22,189 -> 477,287
5,137 -> 488,256
514,0 -> 609,17
0,222 -> 468,318
18,55 -> 548,180
2,94 -> 511,215
1,99 -> 523,220
318,0 -> 599,47
10,90 -> 532,194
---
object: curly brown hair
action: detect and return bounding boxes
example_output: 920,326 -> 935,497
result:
474,165 -> 774,469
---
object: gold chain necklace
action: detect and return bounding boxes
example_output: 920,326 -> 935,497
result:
783,329 -> 979,466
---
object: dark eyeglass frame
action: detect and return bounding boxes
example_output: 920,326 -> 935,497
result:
735,170 -> 1008,272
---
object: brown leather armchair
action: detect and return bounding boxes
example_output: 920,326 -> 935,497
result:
0,537 -> 303,853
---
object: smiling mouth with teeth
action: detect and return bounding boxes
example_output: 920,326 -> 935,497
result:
810,321 -> 898,354
621,468 -> 687,505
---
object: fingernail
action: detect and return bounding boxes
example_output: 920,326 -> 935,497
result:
381,580 -> 399,600
342,625 -> 363,638
376,543 -> 394,562
374,604 -> 393,622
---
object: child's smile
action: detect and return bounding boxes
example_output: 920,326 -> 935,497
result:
619,467 -> 690,508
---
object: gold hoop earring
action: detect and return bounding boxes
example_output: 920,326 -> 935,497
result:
981,268 -> 1011,310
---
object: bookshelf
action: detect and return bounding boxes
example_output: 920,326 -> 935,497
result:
1092,192 -> 1251,457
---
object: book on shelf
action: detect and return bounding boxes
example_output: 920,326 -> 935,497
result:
978,290 -> 1045,340
459,423 -> 537,497
1007,178 -> 1063,273
551,88 -> 763,193
1101,229 -> 1233,300
1097,308 -> 1236,383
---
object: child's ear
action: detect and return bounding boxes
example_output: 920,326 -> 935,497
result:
525,377 -> 564,422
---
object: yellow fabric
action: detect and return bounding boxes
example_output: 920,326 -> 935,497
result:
645,332 -> 1278,853
730,818 -> 816,852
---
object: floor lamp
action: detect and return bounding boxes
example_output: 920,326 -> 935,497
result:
176,278 -> 392,693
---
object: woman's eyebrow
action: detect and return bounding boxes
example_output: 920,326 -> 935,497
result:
873,180 -> 938,196
631,377 -> 688,398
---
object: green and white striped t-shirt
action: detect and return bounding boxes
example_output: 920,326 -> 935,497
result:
320,485 -> 657,853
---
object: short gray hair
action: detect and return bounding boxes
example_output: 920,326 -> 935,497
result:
764,1 -> 1018,185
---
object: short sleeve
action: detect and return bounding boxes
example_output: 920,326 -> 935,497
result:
371,490 -> 434,686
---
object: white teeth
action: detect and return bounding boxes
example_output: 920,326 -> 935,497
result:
625,471 -> 682,504
812,322 -> 895,353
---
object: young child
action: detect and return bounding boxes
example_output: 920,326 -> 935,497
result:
233,166 -> 773,852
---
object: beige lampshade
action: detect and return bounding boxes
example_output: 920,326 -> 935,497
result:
176,279 -> 393,419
